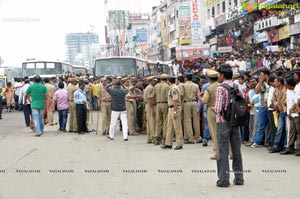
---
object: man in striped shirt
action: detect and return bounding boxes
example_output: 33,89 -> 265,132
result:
214,64 -> 244,187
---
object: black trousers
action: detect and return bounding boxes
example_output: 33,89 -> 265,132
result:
76,104 -> 87,132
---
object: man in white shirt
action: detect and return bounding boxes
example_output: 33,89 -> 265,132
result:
14,78 -> 23,110
173,60 -> 180,76
280,77 -> 300,156
18,79 -> 31,127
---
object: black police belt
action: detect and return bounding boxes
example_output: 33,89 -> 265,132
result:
157,101 -> 168,104
169,105 -> 181,108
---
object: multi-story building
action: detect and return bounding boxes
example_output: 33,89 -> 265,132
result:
65,32 -> 100,67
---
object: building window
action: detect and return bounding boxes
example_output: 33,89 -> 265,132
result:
222,1 -> 226,13
217,4 -> 220,15
212,6 -> 215,18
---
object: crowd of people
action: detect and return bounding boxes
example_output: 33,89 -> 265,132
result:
1,51 -> 300,187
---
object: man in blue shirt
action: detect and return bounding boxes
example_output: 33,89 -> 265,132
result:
74,81 -> 90,134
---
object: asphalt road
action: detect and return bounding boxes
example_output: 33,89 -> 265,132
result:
0,111 -> 299,199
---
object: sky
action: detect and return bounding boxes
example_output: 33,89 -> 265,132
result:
0,0 -> 160,67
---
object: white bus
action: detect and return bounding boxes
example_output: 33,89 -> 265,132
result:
145,60 -> 172,76
22,60 -> 73,78
94,56 -> 146,78
72,65 -> 93,77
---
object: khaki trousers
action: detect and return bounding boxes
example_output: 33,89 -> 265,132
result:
68,101 -> 78,131
155,103 -> 169,143
101,102 -> 111,133
126,101 -> 137,134
207,106 -> 218,151
145,104 -> 156,142
165,107 -> 183,147
47,99 -> 54,124
183,101 -> 201,142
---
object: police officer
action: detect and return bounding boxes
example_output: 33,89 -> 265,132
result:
67,78 -> 78,132
199,70 -> 219,159
143,76 -> 157,143
161,76 -> 183,150
182,72 -> 201,144
44,78 -> 56,125
98,77 -> 112,136
153,74 -> 170,145
84,78 -> 92,127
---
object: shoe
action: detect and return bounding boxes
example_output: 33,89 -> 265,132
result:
210,154 -> 219,160
107,136 -> 114,140
69,130 -> 73,133
147,141 -> 152,144
280,149 -> 294,155
62,129 -> 67,132
184,140 -> 195,144
202,139 -> 208,147
161,145 -> 172,149
85,129 -> 92,133
216,180 -> 230,187
154,140 -> 160,145
174,146 -> 183,150
295,150 -> 300,156
102,132 -> 106,136
124,139 -> 128,141
269,148 -> 280,153
264,142 -> 270,147
233,179 -> 244,185
250,143 -> 263,148
78,131 -> 85,134
246,142 -> 253,147
35,133 -> 42,137
195,140 -> 202,144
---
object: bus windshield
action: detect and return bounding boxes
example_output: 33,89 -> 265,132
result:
22,62 -> 62,77
95,58 -> 136,77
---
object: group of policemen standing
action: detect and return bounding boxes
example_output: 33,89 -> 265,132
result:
61,71 -> 221,154
142,70 -> 219,151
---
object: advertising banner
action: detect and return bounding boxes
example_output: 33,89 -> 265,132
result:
178,6 -> 192,45
190,0 -> 202,44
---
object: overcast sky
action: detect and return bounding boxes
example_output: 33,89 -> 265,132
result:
0,0 -> 160,67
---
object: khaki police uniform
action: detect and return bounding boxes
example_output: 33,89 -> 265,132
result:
98,84 -> 112,135
200,79 -> 219,151
67,82 -> 78,132
153,74 -> 170,144
125,83 -> 138,135
182,80 -> 201,142
165,84 -> 183,147
85,81 -> 92,127
45,83 -> 56,125
143,76 -> 156,143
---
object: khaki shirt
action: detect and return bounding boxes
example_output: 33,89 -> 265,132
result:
201,82 -> 219,107
67,84 -> 78,101
168,84 -> 181,106
182,81 -> 199,102
154,81 -> 170,103
45,83 -> 56,98
98,86 -> 111,101
85,83 -> 92,102
143,84 -> 154,104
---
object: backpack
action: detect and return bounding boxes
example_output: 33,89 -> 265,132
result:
221,83 -> 249,127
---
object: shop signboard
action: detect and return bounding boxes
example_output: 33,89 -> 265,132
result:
214,14 -> 226,27
218,46 -> 233,53
290,23 -> 300,35
279,25 -> 290,40
254,30 -> 268,43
